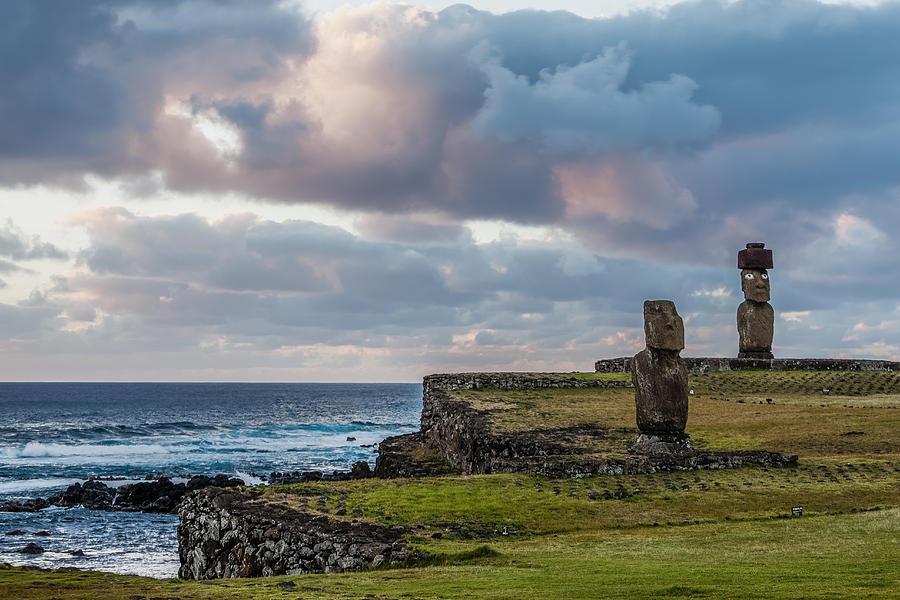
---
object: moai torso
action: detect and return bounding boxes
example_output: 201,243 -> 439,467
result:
632,348 -> 688,433
737,298 -> 774,353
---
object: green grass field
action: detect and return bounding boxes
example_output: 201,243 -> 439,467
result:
2,370 -> 898,599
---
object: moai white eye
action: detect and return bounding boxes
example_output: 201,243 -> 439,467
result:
744,273 -> 754,280
761,273 -> 768,280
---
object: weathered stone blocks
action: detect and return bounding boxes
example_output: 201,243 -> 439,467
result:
178,488 -> 422,579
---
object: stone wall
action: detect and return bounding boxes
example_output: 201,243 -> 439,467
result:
422,372 -> 629,395
178,488 -> 421,579
595,357 -> 900,374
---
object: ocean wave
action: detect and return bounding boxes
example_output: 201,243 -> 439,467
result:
0,421 -> 416,445
0,477 -> 80,494
0,441 -> 177,460
232,471 -> 265,486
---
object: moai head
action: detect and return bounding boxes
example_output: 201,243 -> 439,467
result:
741,269 -> 770,303
643,300 -> 684,351
737,242 -> 773,304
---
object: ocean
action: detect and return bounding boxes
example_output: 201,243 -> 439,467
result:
0,382 -> 422,577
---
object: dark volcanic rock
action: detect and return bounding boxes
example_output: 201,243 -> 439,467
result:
630,432 -> 693,456
18,543 -> 44,554
0,475 -> 222,515
268,469 -> 368,485
5,530 -> 26,536
186,475 -> 244,491
47,480 -> 116,510
0,474 -> 250,515
0,498 -> 50,513
375,431 -> 457,478
114,477 -> 184,513
350,461 -> 372,478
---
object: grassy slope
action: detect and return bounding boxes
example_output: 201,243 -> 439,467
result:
2,370 -> 899,599
3,510 -> 898,599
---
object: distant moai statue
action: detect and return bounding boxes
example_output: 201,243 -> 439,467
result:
737,242 -> 774,359
630,300 -> 692,455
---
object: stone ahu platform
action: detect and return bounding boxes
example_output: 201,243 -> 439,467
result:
374,372 -> 798,478
595,357 -> 900,373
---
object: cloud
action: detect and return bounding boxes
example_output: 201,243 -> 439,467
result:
355,214 -> 469,243
471,43 -> 720,154
3,205 -> 897,379
3,1 -> 900,378
0,220 -> 68,261
0,0 -> 313,185
556,156 -> 698,229
0,3 -> 880,224
0,260 -> 21,273
0,208 -> 761,376
4,0 -> 900,253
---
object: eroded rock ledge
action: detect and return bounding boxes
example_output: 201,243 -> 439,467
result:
178,488 -> 422,579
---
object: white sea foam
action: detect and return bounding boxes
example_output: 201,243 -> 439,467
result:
0,441 -> 176,460
232,470 -> 265,486
0,477 -> 79,494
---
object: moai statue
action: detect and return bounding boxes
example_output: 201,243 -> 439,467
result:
630,300 -> 692,455
737,242 -> 774,359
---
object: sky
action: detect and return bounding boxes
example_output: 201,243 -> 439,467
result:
1,0 -> 899,382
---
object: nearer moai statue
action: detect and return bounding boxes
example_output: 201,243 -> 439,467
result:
630,300 -> 691,454
737,242 -> 774,359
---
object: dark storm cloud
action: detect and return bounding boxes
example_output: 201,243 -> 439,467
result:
0,0 -> 312,183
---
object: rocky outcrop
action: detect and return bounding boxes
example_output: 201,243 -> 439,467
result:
373,432 -> 457,478
0,475 -> 244,515
268,462 -> 373,485
596,357 -> 900,373
17,543 -> 44,554
178,487 -> 423,579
